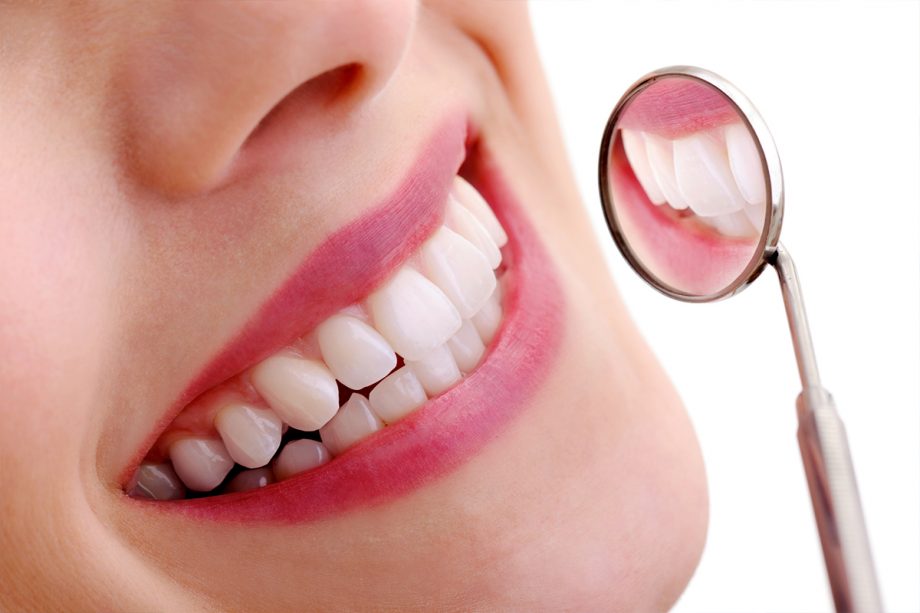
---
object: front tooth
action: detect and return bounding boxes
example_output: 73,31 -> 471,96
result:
643,133 -> 690,210
368,366 -> 428,424
319,394 -> 384,456
673,130 -> 747,217
703,210 -> 758,238
169,438 -> 234,491
445,197 -> 502,269
451,176 -> 508,247
273,439 -> 331,481
225,468 -> 274,493
724,122 -> 766,207
621,129 -> 667,205
406,344 -> 461,396
250,355 -> 339,431
317,313 -> 397,389
447,319 -> 486,373
421,226 -> 496,319
127,463 -> 186,500
367,267 -> 461,361
214,404 -> 283,469
472,283 -> 502,344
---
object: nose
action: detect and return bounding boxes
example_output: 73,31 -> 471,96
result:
121,0 -> 416,194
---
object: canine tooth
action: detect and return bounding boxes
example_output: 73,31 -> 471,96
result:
319,394 -> 384,456
272,439 -> 331,481
127,463 -> 186,500
317,313 -> 397,390
724,122 -> 766,207
367,267 -> 461,361
673,130 -> 747,217
445,197 -> 502,269
621,129 -> 667,205
452,176 -> 508,247
643,133 -> 690,210
447,319 -> 486,373
421,226 -> 496,319
250,355 -> 339,431
225,468 -> 274,493
472,284 -> 502,344
407,344 -> 462,396
169,438 -> 234,491
368,366 -> 428,424
214,404 -> 283,469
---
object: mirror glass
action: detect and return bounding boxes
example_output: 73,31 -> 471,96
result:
603,76 -> 768,297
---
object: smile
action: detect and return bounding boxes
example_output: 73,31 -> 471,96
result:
122,115 -> 565,521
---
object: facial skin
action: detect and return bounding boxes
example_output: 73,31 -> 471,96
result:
0,2 -> 707,611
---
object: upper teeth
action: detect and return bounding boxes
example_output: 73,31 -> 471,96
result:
621,122 -> 766,237
130,176 -> 509,499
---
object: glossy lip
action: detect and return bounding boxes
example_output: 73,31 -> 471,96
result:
122,121 -> 566,522
609,135 -> 759,296
618,77 -> 739,139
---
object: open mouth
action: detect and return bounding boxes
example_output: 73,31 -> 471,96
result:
122,115 -> 565,521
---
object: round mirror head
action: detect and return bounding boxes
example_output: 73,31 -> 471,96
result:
599,67 -> 783,301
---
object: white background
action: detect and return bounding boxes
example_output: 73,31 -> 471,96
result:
530,2 -> 919,612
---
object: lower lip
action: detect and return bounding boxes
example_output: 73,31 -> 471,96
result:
141,144 -> 566,522
609,136 -> 758,296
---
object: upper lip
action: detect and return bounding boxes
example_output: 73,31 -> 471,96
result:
121,112 -> 470,485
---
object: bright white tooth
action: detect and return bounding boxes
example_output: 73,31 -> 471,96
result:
273,439 -> 331,481
214,404 -> 283,469
225,468 -> 274,493
368,366 -> 428,424
445,196 -> 502,269
421,226 -> 496,319
743,198 -> 766,230
447,319 -> 486,373
673,130 -> 747,217
643,133 -> 690,210
703,210 -> 758,238
250,355 -> 339,431
452,176 -> 508,247
317,313 -> 397,390
472,283 -> 502,344
406,344 -> 461,396
127,463 -> 186,500
169,438 -> 234,492
367,267 -> 462,361
724,122 -> 767,207
621,129 -> 667,205
319,394 -> 384,456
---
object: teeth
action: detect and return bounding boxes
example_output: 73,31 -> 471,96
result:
317,313 -> 397,390
447,319 -> 486,373
273,439 -> 331,481
319,393 -> 384,456
621,129 -> 667,205
406,344 -> 462,397
213,404 -> 283,469
420,226 -> 496,319
367,267 -> 461,361
225,468 -> 274,493
673,130 -> 747,217
724,122 -> 766,208
169,438 -> 234,491
368,366 -> 428,424
643,133 -> 690,210
705,209 -> 758,238
249,355 -> 340,431
445,197 -> 502,269
452,176 -> 508,247
472,283 -> 502,344
127,463 -> 186,500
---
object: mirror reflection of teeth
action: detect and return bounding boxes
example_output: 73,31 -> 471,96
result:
621,124 -> 767,237
126,176 -> 509,501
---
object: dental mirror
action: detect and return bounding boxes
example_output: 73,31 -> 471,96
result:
599,67 -> 883,612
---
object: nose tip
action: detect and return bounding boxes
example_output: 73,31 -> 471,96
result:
122,0 -> 417,195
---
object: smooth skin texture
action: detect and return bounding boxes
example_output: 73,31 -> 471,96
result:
0,2 -> 707,611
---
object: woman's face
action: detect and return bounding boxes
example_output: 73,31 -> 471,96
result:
0,2 -> 707,610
